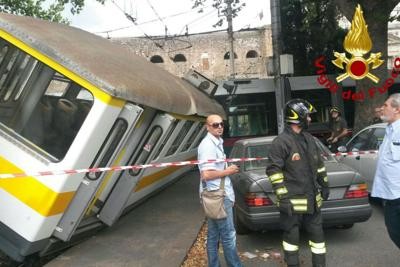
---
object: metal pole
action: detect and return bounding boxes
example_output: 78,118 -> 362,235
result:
270,0 -> 285,133
227,0 -> 235,79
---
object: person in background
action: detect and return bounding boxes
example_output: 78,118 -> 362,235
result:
371,107 -> 383,124
197,114 -> 242,267
371,93 -> 400,249
266,99 -> 329,267
327,106 -> 348,152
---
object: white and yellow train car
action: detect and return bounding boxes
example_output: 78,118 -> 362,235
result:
0,13 -> 224,262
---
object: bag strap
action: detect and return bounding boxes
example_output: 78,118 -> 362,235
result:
202,140 -> 226,191
219,176 -> 225,190
216,141 -> 226,190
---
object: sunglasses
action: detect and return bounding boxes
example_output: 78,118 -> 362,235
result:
209,122 -> 224,129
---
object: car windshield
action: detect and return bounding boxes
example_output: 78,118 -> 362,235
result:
314,138 -> 336,162
244,144 -> 270,171
244,139 -> 335,171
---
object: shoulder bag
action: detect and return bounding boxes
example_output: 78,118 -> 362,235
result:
201,177 -> 227,219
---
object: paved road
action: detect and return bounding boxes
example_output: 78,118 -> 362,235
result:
46,170 -> 204,267
40,170 -> 400,267
234,200 -> 400,267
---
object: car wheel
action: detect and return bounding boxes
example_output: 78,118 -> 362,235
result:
335,224 -> 354,229
233,206 -> 250,235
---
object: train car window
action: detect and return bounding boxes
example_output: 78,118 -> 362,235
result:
129,126 -> 163,176
0,39 -> 94,161
87,119 -> 128,180
166,120 -> 194,156
192,127 -> 206,148
182,122 -> 203,151
153,119 -> 179,159
228,103 -> 267,137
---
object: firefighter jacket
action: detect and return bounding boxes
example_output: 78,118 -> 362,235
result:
266,126 -> 329,214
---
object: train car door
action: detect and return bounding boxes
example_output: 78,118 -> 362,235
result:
53,103 -> 143,242
98,113 -> 176,226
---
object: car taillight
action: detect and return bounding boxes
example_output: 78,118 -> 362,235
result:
245,193 -> 273,207
344,183 -> 369,199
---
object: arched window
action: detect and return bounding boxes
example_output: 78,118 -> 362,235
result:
224,52 -> 238,60
150,55 -> 164,63
246,50 -> 258,58
173,54 -> 187,62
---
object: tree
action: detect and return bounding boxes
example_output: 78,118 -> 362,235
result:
334,0 -> 400,132
0,0 -> 105,23
280,0 -> 346,75
191,0 -> 245,27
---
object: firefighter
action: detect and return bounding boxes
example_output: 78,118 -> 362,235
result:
266,99 -> 329,267
327,106 -> 348,152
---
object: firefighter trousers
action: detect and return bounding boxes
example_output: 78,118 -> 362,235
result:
280,211 -> 326,267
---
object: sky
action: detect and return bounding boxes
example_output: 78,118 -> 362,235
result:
66,0 -> 270,38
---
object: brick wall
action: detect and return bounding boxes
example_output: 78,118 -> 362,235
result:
113,26 -> 272,81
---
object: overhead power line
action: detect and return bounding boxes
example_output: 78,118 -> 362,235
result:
111,0 -> 165,49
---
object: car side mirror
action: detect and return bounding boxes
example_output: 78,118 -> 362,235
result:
337,146 -> 347,153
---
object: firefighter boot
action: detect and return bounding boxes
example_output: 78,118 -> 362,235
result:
284,250 -> 299,267
312,253 -> 326,267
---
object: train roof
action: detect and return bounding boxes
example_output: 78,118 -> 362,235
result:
0,13 -> 225,118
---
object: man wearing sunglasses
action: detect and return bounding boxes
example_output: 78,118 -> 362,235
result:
198,114 -> 242,267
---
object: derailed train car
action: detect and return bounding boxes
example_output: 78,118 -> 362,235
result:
0,13 -> 224,262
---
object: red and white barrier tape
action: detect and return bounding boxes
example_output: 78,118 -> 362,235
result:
0,150 -> 379,179
0,157 -> 266,179
330,150 -> 378,157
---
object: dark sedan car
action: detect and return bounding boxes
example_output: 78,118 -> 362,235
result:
229,136 -> 372,234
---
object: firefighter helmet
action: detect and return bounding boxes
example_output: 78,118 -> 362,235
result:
329,106 -> 341,115
285,99 -> 316,128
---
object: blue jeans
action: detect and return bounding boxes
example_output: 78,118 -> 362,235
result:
384,199 -> 400,249
207,197 -> 242,267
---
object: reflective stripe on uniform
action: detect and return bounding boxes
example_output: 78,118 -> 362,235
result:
276,186 -> 288,196
317,167 -> 326,173
290,198 -> 308,212
290,199 -> 307,205
283,241 -> 299,252
269,173 -> 284,184
309,240 -> 326,254
316,193 -> 322,207
293,205 -> 307,212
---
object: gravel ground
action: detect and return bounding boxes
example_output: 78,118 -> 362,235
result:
181,222 -> 284,267
181,222 -> 208,267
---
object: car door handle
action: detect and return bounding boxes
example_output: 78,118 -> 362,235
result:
355,155 -> 360,160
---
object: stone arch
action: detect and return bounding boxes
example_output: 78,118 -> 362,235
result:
246,50 -> 258,58
173,54 -> 187,62
224,52 -> 238,60
150,55 -> 164,63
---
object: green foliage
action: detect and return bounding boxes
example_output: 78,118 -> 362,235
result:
192,0 -> 245,27
281,0 -> 346,75
0,0 -> 105,23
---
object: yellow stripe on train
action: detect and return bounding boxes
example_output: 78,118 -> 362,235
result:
0,156 -> 74,216
0,155 -> 192,216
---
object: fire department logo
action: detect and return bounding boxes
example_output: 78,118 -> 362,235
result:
332,4 -> 384,83
292,153 -> 301,161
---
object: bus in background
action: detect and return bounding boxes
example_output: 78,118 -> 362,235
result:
214,75 -> 357,154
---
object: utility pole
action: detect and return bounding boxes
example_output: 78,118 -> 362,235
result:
270,0 -> 286,133
226,0 -> 235,79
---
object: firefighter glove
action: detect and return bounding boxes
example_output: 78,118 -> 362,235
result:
321,187 -> 330,200
277,198 -> 293,216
